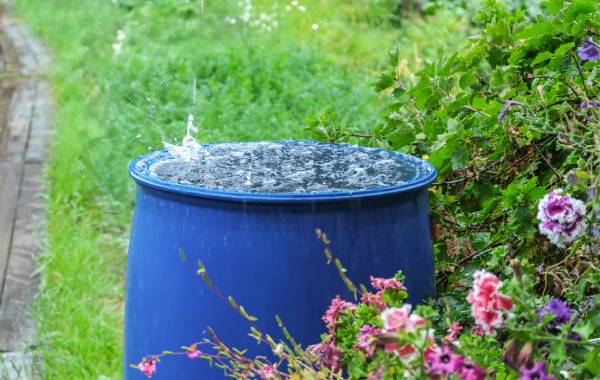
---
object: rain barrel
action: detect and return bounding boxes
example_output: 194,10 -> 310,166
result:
124,141 -> 437,379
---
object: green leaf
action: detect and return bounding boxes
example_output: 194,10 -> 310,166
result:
543,0 -> 564,14
508,49 -> 527,65
573,320 -> 594,340
516,23 -> 559,39
459,71 -> 478,90
554,42 -> 575,58
531,51 -> 553,66
564,0 -> 596,22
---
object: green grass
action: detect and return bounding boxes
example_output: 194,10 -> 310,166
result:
13,1 -> 467,378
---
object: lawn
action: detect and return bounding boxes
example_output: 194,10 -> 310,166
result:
13,1 -> 467,378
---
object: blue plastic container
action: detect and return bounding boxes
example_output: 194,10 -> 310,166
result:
124,141 -> 436,380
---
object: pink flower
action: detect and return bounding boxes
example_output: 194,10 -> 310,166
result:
425,345 -> 464,376
322,295 -> 355,332
381,305 -> 411,332
257,365 -> 278,379
444,322 -> 463,342
361,292 -> 387,312
310,340 -> 342,373
355,325 -> 381,358
186,345 -> 202,360
380,305 -> 431,363
370,276 -> 407,291
367,368 -> 383,380
458,360 -> 487,380
537,189 -> 587,248
138,358 -> 157,378
467,271 -> 513,336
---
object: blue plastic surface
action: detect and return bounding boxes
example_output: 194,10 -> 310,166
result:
124,142 -> 437,380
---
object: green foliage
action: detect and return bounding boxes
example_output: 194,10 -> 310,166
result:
362,0 -> 599,303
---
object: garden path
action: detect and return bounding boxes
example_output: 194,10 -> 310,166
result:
0,1 -> 51,377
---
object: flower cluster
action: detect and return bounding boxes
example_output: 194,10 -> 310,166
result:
537,189 -> 587,248
360,275 -> 408,311
425,345 -> 486,380
309,339 -> 343,373
467,271 -> 514,335
322,295 -> 355,332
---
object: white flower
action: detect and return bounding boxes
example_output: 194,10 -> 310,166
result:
311,23 -> 319,31
537,189 -> 587,248
291,0 -> 298,6
298,5 -> 306,12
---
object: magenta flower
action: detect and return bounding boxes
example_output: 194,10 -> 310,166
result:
458,360 -> 487,380
578,38 -> 600,62
185,344 -> 202,360
257,365 -> 278,379
537,189 -> 587,248
467,271 -> 513,336
425,345 -> 464,376
322,295 -> 356,332
355,325 -> 381,358
519,361 -> 557,380
138,358 -> 157,378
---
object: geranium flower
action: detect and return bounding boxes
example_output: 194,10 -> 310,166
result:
467,271 -> 513,335
537,189 -> 587,248
519,361 -> 557,380
578,38 -> 600,62
138,358 -> 157,378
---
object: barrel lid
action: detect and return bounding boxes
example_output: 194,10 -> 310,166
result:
129,141 -> 437,204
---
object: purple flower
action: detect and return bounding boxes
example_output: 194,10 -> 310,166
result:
578,38 -> 600,62
537,189 -> 587,248
425,345 -> 464,376
519,361 -> 557,380
580,101 -> 600,109
537,299 -> 573,332
592,226 -> 600,239
588,187 -> 597,201
498,100 -> 524,122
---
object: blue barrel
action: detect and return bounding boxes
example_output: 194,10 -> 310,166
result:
124,141 -> 436,379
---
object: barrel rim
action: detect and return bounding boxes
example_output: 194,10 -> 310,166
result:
129,141 -> 437,203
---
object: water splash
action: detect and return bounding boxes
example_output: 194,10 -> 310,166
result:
164,113 -> 204,162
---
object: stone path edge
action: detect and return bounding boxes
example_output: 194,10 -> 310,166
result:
0,0 -> 52,378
